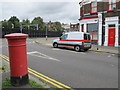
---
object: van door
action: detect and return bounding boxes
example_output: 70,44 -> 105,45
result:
84,34 -> 91,47
58,34 -> 68,47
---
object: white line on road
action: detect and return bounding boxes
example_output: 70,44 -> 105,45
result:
108,54 -> 115,58
52,48 -> 86,54
52,48 -> 61,50
27,51 -> 61,62
68,51 -> 86,54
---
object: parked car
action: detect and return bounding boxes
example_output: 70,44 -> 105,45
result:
52,32 -> 92,52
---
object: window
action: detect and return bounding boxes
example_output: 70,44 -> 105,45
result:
91,1 -> 97,13
84,34 -> 91,40
84,34 -> 87,40
81,24 -> 84,32
82,5 -> 84,15
88,34 -> 91,40
60,34 -> 68,40
109,0 -> 117,10
108,24 -> 115,28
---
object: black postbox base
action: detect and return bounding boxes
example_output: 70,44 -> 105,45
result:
11,74 -> 29,86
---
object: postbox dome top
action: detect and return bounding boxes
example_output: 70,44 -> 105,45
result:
5,33 -> 28,39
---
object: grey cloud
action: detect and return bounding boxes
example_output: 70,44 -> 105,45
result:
1,2 -> 79,24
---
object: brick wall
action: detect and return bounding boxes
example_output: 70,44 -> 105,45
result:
80,1 -> 120,17
84,4 -> 90,14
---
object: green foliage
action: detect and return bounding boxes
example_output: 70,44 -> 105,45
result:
0,65 -> 7,73
31,17 -> 45,31
2,20 -> 12,29
2,16 -> 64,31
2,78 -> 11,88
8,16 -> 20,28
53,22 -> 62,31
48,21 -> 63,31
20,19 -> 31,29
21,19 -> 30,25
29,79 -> 43,88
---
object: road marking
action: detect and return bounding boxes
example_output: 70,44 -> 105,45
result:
0,54 -> 73,89
52,48 -> 60,50
27,51 -> 61,62
28,68 -> 72,89
68,51 -> 85,54
52,48 -> 86,54
108,54 -> 115,58
108,55 -> 111,57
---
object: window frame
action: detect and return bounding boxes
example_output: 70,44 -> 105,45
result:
90,1 -> 97,14
108,0 -> 117,11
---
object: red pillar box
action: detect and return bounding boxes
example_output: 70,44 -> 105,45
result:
5,33 -> 29,86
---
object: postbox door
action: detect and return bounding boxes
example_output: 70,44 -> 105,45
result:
108,28 -> 115,46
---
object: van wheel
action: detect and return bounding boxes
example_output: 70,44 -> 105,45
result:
74,45 -> 81,52
53,43 -> 58,48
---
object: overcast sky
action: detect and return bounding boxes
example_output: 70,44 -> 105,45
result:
0,0 -> 81,24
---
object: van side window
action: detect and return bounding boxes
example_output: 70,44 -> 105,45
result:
84,34 -> 91,40
60,34 -> 68,40
88,34 -> 91,40
84,34 -> 87,40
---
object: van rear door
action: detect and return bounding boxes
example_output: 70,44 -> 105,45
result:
83,34 -> 91,47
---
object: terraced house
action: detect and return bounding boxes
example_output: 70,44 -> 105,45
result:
79,0 -> 120,47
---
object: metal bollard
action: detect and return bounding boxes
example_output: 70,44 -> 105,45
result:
5,33 -> 29,86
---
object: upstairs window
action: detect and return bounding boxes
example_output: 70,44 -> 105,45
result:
82,5 -> 84,15
91,1 -> 97,13
109,0 -> 117,10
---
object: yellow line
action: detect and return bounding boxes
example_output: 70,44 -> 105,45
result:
0,54 -> 74,90
28,70 -> 63,88
28,68 -> 71,88
0,54 -> 9,61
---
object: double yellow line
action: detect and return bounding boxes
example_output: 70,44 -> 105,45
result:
0,54 -> 74,89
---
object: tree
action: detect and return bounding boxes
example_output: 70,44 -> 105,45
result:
8,16 -> 20,28
2,19 -> 12,29
48,21 -> 63,31
21,19 -> 30,25
31,17 -> 45,30
54,22 -> 62,31
20,19 -> 31,29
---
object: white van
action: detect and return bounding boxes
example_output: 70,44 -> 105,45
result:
52,32 -> 92,52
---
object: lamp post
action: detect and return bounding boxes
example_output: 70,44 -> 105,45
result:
46,24 -> 48,40
20,25 -> 22,33
94,19 -> 99,50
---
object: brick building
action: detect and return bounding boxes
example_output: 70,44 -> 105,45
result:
79,0 -> 120,47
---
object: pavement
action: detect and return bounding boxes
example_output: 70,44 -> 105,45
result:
34,37 -> 119,54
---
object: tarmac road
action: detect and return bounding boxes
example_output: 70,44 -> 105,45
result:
1,38 -> 118,88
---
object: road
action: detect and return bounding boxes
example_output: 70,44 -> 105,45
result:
1,38 -> 118,88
